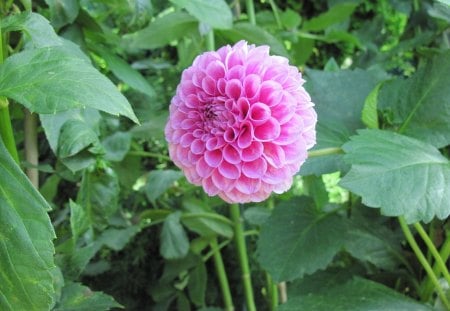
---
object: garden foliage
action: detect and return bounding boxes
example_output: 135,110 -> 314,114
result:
0,0 -> 449,310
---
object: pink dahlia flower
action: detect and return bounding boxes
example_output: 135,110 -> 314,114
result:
165,40 -> 317,203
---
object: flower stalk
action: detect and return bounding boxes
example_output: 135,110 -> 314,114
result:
398,216 -> 450,309
210,238 -> 234,311
230,203 -> 256,311
245,0 -> 256,25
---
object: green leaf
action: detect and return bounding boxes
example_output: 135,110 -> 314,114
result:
96,226 -> 141,251
0,46 -> 138,123
303,2 -> 358,31
0,139 -> 56,310
362,82 -> 381,129
54,282 -> 122,311
300,67 -> 387,175
40,108 -> 101,154
280,277 -> 433,311
256,197 -> 348,282
70,200 -> 90,244
145,170 -> 183,202
170,0 -> 232,29
187,261 -> 207,307
280,9 -> 301,29
122,12 -> 198,51
102,132 -> 132,162
243,206 -> 271,225
77,167 -> 120,228
378,51 -> 450,148
0,12 -> 61,48
57,119 -> 100,158
340,129 -> 450,223
181,200 -> 233,238
44,0 -> 80,30
218,23 -> 289,58
160,212 -> 190,260
96,48 -> 156,97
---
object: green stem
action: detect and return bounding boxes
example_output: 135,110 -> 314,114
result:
268,0 -> 282,29
0,24 -> 19,164
414,223 -> 450,288
24,109 -> 39,188
206,29 -> 215,51
308,147 -> 343,158
422,233 -> 450,300
245,0 -> 256,25
230,203 -> 256,311
398,217 -> 450,309
182,212 -> 234,227
266,273 -> 278,310
127,150 -> 170,161
210,238 -> 234,311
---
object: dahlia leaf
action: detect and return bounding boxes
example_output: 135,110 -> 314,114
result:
301,67 -> 387,175
281,277 -> 433,311
256,197 -> 348,282
160,212 -> 190,260
378,51 -> 450,148
303,2 -> 358,32
145,170 -> 184,202
0,139 -> 56,310
121,12 -> 197,51
170,0 -> 233,29
218,23 -> 289,57
340,129 -> 450,223
0,45 -> 138,123
54,282 -> 122,310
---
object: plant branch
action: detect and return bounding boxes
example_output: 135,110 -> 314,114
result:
24,109 -> 39,188
398,216 -> 450,309
230,203 -> 256,311
245,0 -> 256,25
210,238 -> 234,311
308,147 -> 343,158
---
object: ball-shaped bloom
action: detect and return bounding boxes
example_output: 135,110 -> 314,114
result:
165,40 -> 317,203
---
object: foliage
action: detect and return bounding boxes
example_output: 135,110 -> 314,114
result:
0,0 -> 449,310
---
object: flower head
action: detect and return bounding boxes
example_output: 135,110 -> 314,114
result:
165,40 -> 317,203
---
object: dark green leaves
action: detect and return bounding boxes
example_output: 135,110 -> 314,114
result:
161,212 -> 190,259
281,277 -> 433,311
145,170 -> 183,202
0,46 -> 138,123
340,129 -> 450,223
257,198 -> 348,282
0,139 -> 56,310
170,0 -> 233,29
378,51 -> 450,148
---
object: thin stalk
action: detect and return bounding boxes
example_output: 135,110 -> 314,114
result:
230,203 -> 256,311
210,238 -> 234,311
245,0 -> 256,25
308,147 -> 343,158
398,217 -> 450,309
127,150 -> 171,161
422,233 -> 450,300
206,29 -> 215,52
266,273 -> 279,311
182,212 -> 234,227
0,24 -> 19,163
414,223 -> 450,287
24,109 -> 39,188
268,0 -> 282,29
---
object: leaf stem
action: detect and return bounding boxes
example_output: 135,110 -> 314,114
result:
230,203 -> 256,311
210,238 -> 234,311
268,0 -> 282,29
398,216 -> 450,309
127,150 -> 171,161
414,222 -> 450,288
245,0 -> 256,25
181,212 -> 234,227
24,109 -> 39,188
0,25 -> 19,164
308,147 -> 343,158
266,273 -> 279,310
421,231 -> 450,300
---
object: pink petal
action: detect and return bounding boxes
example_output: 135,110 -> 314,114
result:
237,122 -> 254,149
271,93 -> 296,124
196,157 -> 214,178
180,133 -> 195,147
241,141 -> 263,161
262,165 -> 290,185
276,115 -> 302,145
202,176 -> 220,195
204,149 -> 222,167
249,102 -> 271,126
236,176 -> 261,194
224,127 -> 238,143
212,170 -> 236,191
223,144 -> 241,164
242,158 -> 267,178
206,60 -> 225,80
218,161 -> 241,179
259,81 -> 282,106
225,79 -> 242,100
191,139 -> 205,155
283,139 -> 307,164
263,142 -> 286,168
237,98 -> 250,121
202,76 -> 216,95
254,118 -> 280,141
244,74 -> 261,100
